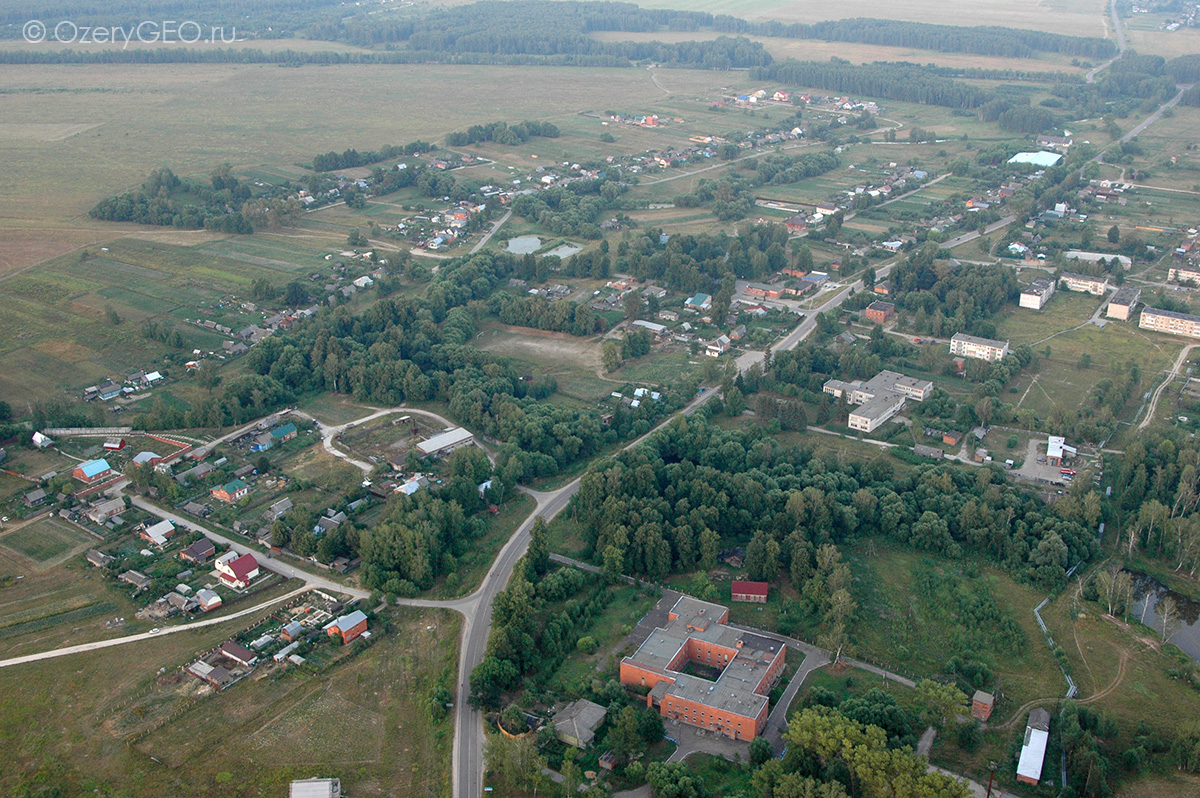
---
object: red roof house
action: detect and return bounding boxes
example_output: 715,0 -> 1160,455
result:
731,580 -> 769,603
217,553 -> 260,590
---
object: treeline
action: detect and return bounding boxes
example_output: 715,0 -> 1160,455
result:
488,293 -> 605,336
676,150 -> 841,222
570,418 -> 1096,590
470,527 -> 617,707
327,1 -> 773,68
714,16 -> 1116,60
1102,430 -> 1200,578
0,47 -> 651,67
445,120 -> 559,147
89,167 -> 254,232
754,59 -> 992,109
0,0 -> 344,34
776,707 -> 971,798
310,140 -> 434,172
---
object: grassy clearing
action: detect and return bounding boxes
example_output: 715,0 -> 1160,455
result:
547,582 -> 659,690
795,664 -> 920,717
474,322 -> 610,402
996,292 -> 1182,421
293,393 -> 380,426
845,540 -> 1065,712
0,517 -> 95,567
1041,584 -> 1200,738
0,603 -> 459,798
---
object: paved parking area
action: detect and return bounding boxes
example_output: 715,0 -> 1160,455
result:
1016,438 -> 1069,484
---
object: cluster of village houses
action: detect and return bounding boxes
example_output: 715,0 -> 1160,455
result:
717,89 -> 881,116
186,593 -> 369,691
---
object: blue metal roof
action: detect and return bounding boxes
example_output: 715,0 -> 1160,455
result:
79,459 -> 112,478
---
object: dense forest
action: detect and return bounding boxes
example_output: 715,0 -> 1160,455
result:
569,417 -> 1095,589
888,247 -> 1021,339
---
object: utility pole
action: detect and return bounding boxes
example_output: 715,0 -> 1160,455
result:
986,761 -> 997,798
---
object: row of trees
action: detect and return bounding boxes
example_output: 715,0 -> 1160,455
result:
445,120 -> 559,147
310,140 -> 434,172
755,58 -> 992,110
714,16 -> 1116,59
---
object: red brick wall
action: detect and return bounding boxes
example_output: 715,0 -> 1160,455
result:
660,693 -> 768,740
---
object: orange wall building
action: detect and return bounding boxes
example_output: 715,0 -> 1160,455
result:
619,596 -> 785,741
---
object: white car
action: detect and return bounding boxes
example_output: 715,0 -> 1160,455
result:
148,628 -> 161,635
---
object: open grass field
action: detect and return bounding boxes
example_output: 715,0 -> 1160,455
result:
474,321 -> 612,402
0,600 -> 458,798
0,62 -> 734,238
0,538 -> 148,659
570,0 -> 1110,34
996,291 -> 1182,422
589,31 -> 1089,75
845,540 -> 1066,711
0,234 -> 342,405
0,516 -> 95,568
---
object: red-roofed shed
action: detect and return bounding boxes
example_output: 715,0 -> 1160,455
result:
731,580 -> 769,603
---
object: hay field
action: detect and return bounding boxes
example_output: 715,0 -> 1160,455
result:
0,62 -> 727,235
589,31 -> 1089,74
582,0 -> 1108,34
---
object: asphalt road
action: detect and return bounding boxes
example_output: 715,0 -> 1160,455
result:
937,215 -> 1017,251
470,209 -> 513,255
447,254 -> 915,797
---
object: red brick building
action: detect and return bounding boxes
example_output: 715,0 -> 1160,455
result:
326,610 -> 368,644
731,581 -> 769,603
619,597 -> 785,741
72,459 -> 115,484
864,300 -> 895,324
971,690 -> 995,722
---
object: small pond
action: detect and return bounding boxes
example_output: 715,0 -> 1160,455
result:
1129,571 -> 1200,664
544,244 -> 582,259
505,236 -> 542,254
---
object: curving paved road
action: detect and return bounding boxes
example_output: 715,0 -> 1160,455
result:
7,255 -> 917,796
447,257 -> 912,797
